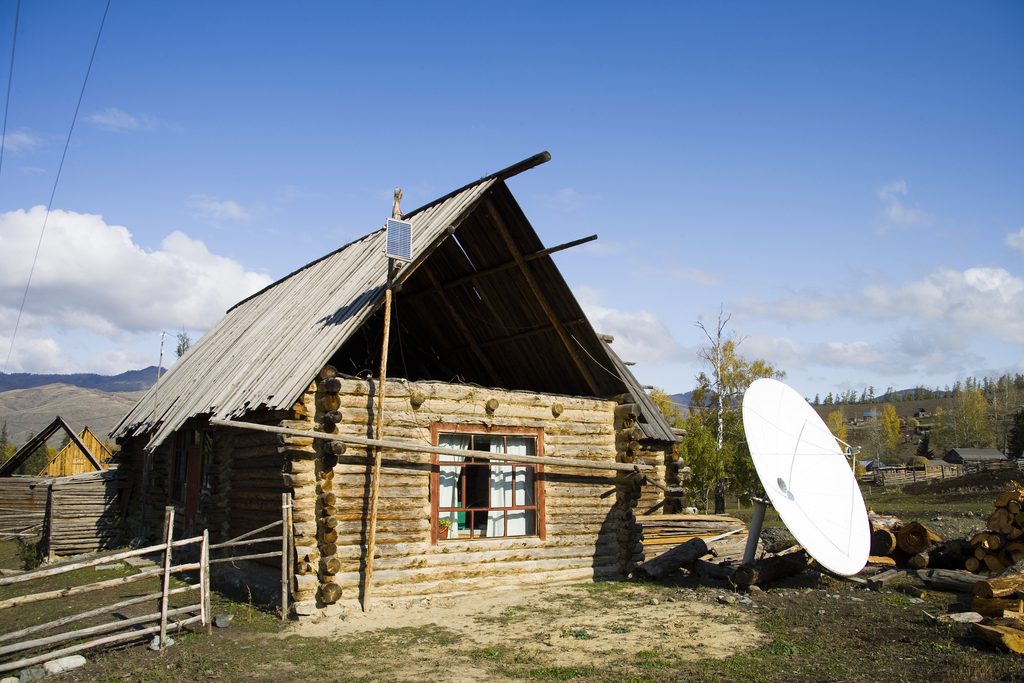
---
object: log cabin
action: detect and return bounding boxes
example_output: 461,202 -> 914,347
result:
111,152 -> 682,617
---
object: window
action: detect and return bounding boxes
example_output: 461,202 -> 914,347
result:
432,428 -> 543,542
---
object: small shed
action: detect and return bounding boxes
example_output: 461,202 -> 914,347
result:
39,426 -> 112,477
111,153 -> 682,617
943,448 -> 1006,465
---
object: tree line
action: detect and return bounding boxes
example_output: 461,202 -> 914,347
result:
651,318 -> 1024,510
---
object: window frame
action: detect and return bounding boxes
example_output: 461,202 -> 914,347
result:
429,423 -> 545,545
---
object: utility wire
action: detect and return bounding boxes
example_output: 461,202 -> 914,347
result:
0,0 -> 20,186
3,0 -> 111,374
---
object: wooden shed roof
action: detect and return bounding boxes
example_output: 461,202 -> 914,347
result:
113,153 -> 670,448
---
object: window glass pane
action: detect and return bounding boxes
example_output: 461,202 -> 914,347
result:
507,510 -> 533,536
505,437 -> 533,456
439,465 -> 462,509
464,465 -> 489,508
514,467 -> 534,506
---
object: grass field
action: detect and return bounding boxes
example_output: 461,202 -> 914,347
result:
0,469 -> 1022,681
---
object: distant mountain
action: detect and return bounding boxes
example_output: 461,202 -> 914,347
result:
0,366 -> 164,393
0,383 -> 148,447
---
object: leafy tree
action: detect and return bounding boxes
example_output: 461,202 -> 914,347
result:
0,421 -> 14,462
826,411 -> 847,448
176,330 -> 192,359
881,404 -> 900,455
680,315 -> 785,508
813,394 -> 820,405
1008,409 -> 1024,460
649,388 -> 684,429
936,388 -> 995,450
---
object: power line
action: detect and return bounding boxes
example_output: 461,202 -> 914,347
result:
0,0 -> 21,185
3,0 -> 111,374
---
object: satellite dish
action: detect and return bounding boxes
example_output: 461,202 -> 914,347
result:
385,218 -> 413,261
742,378 -> 870,575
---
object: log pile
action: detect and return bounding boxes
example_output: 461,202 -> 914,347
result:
867,516 -> 974,571
636,514 -> 747,562
964,483 -> 1024,574
969,562 -> 1024,653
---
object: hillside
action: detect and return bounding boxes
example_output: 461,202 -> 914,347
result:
0,383 -> 148,446
0,366 -> 163,393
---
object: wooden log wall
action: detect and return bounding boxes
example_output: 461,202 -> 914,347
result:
0,477 -> 49,533
284,369 -> 627,616
47,472 -> 128,556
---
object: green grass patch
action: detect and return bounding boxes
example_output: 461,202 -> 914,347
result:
529,665 -> 596,680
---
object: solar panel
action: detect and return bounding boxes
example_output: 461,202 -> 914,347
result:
385,218 -> 412,261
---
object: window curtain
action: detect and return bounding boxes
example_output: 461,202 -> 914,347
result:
507,438 -> 532,536
487,439 -> 510,537
438,434 -> 469,538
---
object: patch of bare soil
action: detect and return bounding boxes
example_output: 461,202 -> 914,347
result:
904,467 -> 1023,496
295,583 -> 763,669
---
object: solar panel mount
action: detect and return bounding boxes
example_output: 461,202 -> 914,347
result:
385,218 -> 412,261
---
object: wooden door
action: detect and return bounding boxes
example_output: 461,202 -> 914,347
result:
183,444 -> 202,527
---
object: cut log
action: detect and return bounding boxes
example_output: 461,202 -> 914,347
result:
975,570 -> 1024,599
896,522 -> 943,555
632,537 -> 709,581
692,559 -> 737,582
867,569 -> 907,591
973,623 -> 1024,654
918,568 -> 985,593
966,557 -> 982,573
985,554 -> 1009,574
320,582 -> 342,604
871,528 -> 897,556
972,596 -> 1024,618
733,549 -> 812,588
868,556 -> 897,567
989,508 -> 1014,535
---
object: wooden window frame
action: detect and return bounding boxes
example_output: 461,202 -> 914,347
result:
429,423 -> 546,545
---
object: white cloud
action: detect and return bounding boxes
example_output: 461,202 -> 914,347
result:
1,130 -> 40,153
21,166 -> 44,175
734,266 -> 1024,346
671,266 -> 722,286
574,286 -> 689,365
0,206 -> 272,372
876,180 -> 932,234
1006,228 -> 1024,257
583,241 -> 625,256
535,187 -> 601,212
88,107 -> 158,132
188,194 -> 250,223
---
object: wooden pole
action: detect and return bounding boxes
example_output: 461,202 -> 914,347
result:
286,492 -> 294,618
159,506 -> 174,651
201,528 -> 210,635
209,419 -> 652,473
363,258 -> 393,613
281,493 -> 290,619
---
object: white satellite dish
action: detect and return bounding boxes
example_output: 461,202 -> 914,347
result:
741,378 -> 870,575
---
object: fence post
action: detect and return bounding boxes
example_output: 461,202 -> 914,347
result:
200,528 -> 210,635
281,493 -> 290,620
159,506 -> 174,651
44,483 -> 55,565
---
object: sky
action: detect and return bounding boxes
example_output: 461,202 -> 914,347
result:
0,1 -> 1021,402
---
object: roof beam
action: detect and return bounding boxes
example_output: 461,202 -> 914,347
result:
403,234 -> 597,303
484,197 -> 602,396
441,318 -> 587,354
420,263 -> 505,387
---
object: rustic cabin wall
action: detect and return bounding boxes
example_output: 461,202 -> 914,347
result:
286,370 -> 627,616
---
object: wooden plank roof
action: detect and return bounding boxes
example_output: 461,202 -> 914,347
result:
112,152 -> 661,448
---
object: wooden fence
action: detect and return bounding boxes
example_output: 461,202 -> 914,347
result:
0,506 -> 208,674
0,470 -> 127,557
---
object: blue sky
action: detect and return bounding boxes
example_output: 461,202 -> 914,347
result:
0,1 -> 1021,401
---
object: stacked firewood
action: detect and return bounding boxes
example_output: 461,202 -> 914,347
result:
637,514 -> 747,562
971,562 -> 1024,653
966,483 -> 1024,574
869,519 -> 973,570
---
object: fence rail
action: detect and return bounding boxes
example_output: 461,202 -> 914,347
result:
0,506 -> 209,674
